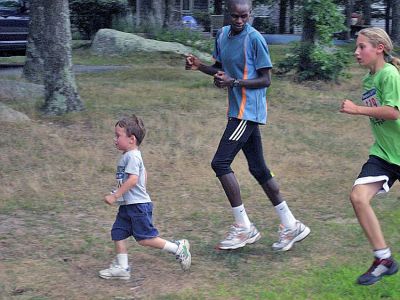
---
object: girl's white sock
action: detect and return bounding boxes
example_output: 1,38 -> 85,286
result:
116,253 -> 129,269
162,240 -> 179,254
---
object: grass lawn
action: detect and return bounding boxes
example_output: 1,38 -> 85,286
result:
0,44 -> 400,299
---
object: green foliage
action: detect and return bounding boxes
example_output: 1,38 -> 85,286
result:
69,0 -> 128,40
252,17 -> 276,34
192,10 -> 211,32
277,0 -> 350,81
277,42 -> 352,81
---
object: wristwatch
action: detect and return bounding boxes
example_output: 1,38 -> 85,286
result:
232,78 -> 240,87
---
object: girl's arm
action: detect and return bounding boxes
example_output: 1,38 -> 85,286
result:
104,174 -> 138,205
340,99 -> 400,120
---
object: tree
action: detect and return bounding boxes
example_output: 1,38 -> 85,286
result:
23,0 -> 45,84
385,0 -> 391,33
392,0 -> 400,42
344,0 -> 354,40
277,0 -> 349,81
279,0 -> 288,34
24,0 -> 84,115
362,0 -> 372,25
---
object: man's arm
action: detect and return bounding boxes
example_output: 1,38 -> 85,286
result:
214,67 -> 271,89
185,54 -> 222,76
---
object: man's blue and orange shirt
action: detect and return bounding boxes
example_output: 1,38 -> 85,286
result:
213,23 -> 272,124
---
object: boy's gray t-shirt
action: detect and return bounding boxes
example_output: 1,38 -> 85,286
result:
116,149 -> 151,205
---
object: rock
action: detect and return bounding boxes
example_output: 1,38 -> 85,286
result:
0,79 -> 44,102
0,102 -> 30,123
91,29 -> 212,61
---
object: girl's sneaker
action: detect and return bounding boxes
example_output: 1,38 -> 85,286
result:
357,257 -> 398,285
99,261 -> 131,280
175,239 -> 191,271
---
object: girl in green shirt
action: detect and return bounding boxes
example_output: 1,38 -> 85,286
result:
340,27 -> 400,285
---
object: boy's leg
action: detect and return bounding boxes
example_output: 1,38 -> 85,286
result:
138,237 -> 191,271
99,206 -> 132,280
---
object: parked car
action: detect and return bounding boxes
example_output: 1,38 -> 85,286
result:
0,0 -> 29,56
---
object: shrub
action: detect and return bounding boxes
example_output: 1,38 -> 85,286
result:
69,0 -> 129,40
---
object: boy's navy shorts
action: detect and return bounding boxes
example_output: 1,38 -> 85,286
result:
354,155 -> 400,194
111,203 -> 159,241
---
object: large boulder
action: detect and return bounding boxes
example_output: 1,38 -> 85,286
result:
0,79 -> 44,102
0,102 -> 30,123
91,29 -> 212,61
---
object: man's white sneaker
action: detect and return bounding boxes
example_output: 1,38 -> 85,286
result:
272,220 -> 310,251
99,261 -> 131,280
217,223 -> 261,250
175,239 -> 191,271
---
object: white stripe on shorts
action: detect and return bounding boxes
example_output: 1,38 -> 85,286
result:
354,175 -> 390,194
229,120 -> 247,141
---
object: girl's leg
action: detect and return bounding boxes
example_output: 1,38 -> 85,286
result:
350,181 -> 387,249
138,237 -> 169,249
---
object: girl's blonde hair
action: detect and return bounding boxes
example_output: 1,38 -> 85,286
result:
359,27 -> 400,71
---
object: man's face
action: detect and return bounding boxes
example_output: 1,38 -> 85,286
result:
229,3 -> 250,33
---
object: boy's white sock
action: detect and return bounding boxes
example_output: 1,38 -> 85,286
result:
116,253 -> 129,269
374,248 -> 391,259
163,240 -> 179,254
232,204 -> 251,229
274,201 -> 296,230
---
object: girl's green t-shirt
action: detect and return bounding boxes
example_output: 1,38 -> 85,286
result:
362,63 -> 400,165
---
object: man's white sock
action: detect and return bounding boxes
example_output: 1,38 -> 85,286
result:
116,253 -> 129,269
232,204 -> 251,229
274,201 -> 296,229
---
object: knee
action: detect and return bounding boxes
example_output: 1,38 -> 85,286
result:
350,189 -> 368,208
138,239 -> 149,247
211,157 -> 230,176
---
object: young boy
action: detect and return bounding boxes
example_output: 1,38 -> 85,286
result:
99,114 -> 191,280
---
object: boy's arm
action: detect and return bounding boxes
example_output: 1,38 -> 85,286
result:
104,174 -> 138,205
340,99 -> 400,120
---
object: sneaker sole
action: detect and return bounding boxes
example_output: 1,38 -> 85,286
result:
273,226 -> 311,252
180,240 -> 191,271
98,274 -> 131,280
217,231 -> 261,250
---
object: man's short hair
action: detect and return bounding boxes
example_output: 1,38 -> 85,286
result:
227,0 -> 252,11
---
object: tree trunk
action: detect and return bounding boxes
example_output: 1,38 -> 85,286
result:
362,0 -> 372,25
289,0 -> 295,34
23,0 -> 45,84
386,0 -> 392,33
151,0 -> 164,27
136,0 -> 141,27
299,6 -> 316,73
214,0 -> 223,15
41,0 -> 83,115
279,0 -> 288,34
344,0 -> 354,40
164,0 -> 174,27
392,0 -> 400,42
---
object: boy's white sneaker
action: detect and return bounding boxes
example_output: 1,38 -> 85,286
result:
99,262 -> 131,280
272,220 -> 310,251
175,239 -> 191,271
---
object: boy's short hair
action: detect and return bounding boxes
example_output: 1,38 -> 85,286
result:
115,114 -> 146,146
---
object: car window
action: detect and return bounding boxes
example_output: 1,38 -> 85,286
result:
0,0 -> 20,9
